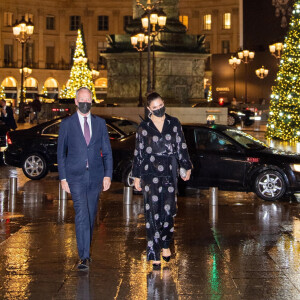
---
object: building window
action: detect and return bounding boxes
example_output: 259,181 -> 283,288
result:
98,41 -> 107,69
69,41 -> 76,65
98,16 -> 109,31
179,15 -> 189,29
203,14 -> 212,30
46,16 -> 55,30
46,46 -> 55,68
123,15 -> 133,31
223,13 -> 231,29
4,44 -> 13,67
222,40 -> 230,54
70,16 -> 81,31
25,13 -> 33,22
4,12 -> 13,26
25,43 -> 34,67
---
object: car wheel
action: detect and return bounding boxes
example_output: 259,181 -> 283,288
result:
254,170 -> 286,201
227,114 -> 237,126
123,167 -> 135,187
22,153 -> 48,180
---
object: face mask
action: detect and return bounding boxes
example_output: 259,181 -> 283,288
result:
152,106 -> 165,118
78,102 -> 91,114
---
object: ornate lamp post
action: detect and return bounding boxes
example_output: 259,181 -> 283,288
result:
228,56 -> 241,100
136,0 -> 167,93
91,69 -> 100,80
255,66 -> 269,100
238,50 -> 255,104
269,42 -> 283,63
131,33 -> 149,106
13,16 -> 34,123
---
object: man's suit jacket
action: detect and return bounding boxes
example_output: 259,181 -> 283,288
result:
57,113 -> 113,184
1,106 -> 17,130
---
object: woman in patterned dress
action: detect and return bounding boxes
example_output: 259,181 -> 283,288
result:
132,92 -> 192,269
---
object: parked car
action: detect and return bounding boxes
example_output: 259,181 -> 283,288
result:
180,124 -> 300,201
4,115 -> 138,183
192,101 -> 255,126
5,117 -> 300,202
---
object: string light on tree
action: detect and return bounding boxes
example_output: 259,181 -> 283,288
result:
0,86 -> 5,100
60,28 -> 96,100
267,1 -> 300,141
207,86 -> 213,102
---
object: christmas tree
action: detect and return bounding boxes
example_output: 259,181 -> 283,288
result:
60,28 -> 96,100
266,1 -> 300,141
0,86 -> 5,100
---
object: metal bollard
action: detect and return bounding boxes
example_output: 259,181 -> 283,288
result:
9,176 -> 17,194
209,187 -> 218,206
59,183 -> 67,200
123,186 -> 133,205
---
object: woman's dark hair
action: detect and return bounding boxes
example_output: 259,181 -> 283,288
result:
147,92 -> 163,106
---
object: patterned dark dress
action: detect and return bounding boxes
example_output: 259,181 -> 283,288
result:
132,114 -> 192,261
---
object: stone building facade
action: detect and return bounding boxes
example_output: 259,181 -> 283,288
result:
0,0 -> 240,104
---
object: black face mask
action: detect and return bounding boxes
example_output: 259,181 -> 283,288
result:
78,102 -> 92,114
152,106 -> 165,118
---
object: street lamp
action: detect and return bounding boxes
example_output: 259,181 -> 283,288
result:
269,42 -> 283,63
238,50 -> 255,104
131,33 -> 149,106
137,0 -> 167,93
255,66 -> 269,101
228,56 -> 241,100
13,16 -> 34,123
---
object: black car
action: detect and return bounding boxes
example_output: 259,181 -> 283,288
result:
193,101 -> 255,127
180,124 -> 300,201
4,115 -> 138,183
5,118 -> 300,202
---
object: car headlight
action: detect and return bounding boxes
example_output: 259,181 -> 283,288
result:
237,112 -> 246,116
291,164 -> 300,172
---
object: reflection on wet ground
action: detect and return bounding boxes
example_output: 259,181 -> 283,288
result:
0,131 -> 300,299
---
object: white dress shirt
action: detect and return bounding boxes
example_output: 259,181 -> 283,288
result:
77,111 -> 92,138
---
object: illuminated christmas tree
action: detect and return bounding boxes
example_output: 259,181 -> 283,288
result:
266,1 -> 300,141
0,86 -> 5,100
60,28 -> 96,100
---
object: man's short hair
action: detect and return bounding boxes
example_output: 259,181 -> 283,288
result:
76,87 -> 92,99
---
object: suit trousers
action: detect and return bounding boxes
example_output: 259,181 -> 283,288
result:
69,170 -> 102,260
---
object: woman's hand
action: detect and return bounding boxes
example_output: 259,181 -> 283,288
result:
181,169 -> 191,181
134,178 -> 142,191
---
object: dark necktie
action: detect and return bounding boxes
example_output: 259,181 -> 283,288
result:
84,117 -> 90,145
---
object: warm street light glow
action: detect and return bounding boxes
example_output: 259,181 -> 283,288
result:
19,67 -> 32,77
228,56 -> 241,99
255,66 -> 269,79
269,42 -> 283,60
12,16 -> 34,123
237,49 -> 255,104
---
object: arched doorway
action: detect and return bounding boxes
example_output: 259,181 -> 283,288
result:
24,77 -> 38,101
94,77 -> 107,101
44,77 -> 59,101
1,77 -> 17,104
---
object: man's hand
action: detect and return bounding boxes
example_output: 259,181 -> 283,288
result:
134,178 -> 142,191
103,177 -> 111,191
61,179 -> 70,193
181,169 -> 191,181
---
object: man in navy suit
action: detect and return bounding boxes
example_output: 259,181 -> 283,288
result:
57,87 -> 113,270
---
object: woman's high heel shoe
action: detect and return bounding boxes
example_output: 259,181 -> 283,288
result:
162,255 -> 171,262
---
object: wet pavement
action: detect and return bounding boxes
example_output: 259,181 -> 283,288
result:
0,126 -> 300,299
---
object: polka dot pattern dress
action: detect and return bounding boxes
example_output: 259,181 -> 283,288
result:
132,114 -> 192,261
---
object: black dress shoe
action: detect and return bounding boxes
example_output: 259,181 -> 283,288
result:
162,255 -> 171,262
78,259 -> 89,270
152,263 -> 161,270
